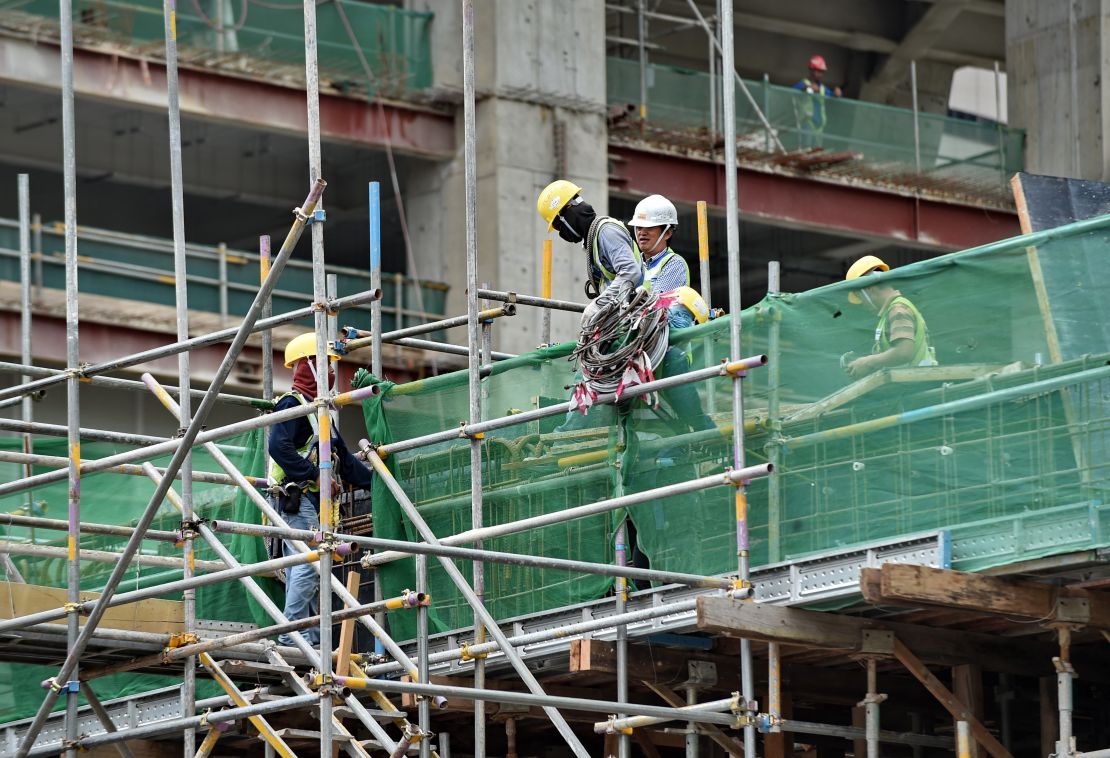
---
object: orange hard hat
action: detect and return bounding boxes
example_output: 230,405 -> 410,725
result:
809,55 -> 828,72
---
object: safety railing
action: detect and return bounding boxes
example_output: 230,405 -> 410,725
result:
0,0 -> 433,96
607,57 -> 1025,194
0,217 -> 447,334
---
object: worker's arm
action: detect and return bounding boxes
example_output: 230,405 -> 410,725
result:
846,338 -> 915,379
596,223 -> 644,301
334,434 -> 375,490
267,397 -> 318,482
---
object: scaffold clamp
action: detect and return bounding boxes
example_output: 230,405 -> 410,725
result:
458,422 -> 484,440
459,641 -> 487,662
305,208 -> 326,225
62,601 -> 85,616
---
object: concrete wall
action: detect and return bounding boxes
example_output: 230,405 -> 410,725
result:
405,0 -> 608,355
1007,0 -> 1110,180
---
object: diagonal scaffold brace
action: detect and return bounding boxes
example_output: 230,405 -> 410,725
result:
12,179 -> 326,758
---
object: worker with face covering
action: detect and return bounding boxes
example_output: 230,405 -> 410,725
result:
268,332 -> 374,647
536,179 -> 645,307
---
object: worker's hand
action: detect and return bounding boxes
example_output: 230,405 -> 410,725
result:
351,367 -> 375,389
845,355 -> 873,380
834,86 -> 843,97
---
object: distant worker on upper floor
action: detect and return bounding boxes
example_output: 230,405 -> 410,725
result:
537,179 -> 644,309
793,54 -> 842,146
842,255 -> 937,380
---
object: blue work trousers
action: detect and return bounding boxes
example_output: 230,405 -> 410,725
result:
276,494 -> 320,647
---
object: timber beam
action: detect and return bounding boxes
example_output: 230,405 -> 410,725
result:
861,564 -> 1110,630
695,596 -> 1051,674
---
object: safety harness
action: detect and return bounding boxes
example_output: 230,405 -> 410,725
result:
584,216 -> 644,299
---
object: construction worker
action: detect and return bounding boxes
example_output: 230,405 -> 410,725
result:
843,256 -> 937,380
793,54 -> 841,146
269,333 -> 374,647
628,194 -> 689,295
536,179 -> 644,305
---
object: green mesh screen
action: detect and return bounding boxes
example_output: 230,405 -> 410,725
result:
367,216 -> 1110,641
607,57 -> 1025,195
0,0 -> 433,96
0,430 -> 274,721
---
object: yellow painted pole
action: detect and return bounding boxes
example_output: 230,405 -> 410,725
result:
197,653 -> 298,758
541,238 -> 553,345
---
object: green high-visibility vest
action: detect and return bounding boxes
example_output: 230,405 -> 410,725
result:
268,390 -> 326,489
643,248 -> 691,293
589,217 -> 644,290
874,295 -> 936,367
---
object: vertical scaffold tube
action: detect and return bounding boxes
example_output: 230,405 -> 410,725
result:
57,0 -> 81,751
17,175 -> 33,527
766,260 -> 781,562
718,2 -> 756,756
367,181 -> 386,655
302,0 -> 333,751
260,235 -> 273,451
461,1 -> 486,754
161,1 -> 196,749
541,238 -> 553,345
417,553 -> 431,758
369,181 -> 383,378
696,200 -> 715,414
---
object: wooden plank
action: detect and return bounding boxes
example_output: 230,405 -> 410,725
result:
893,638 -> 1012,758
953,664 -> 984,758
697,595 -> 1052,674
335,571 -> 361,689
0,582 -> 182,634
874,564 -> 1110,630
632,730 -> 665,758
880,564 -> 1055,618
642,681 -> 746,757
785,372 -> 888,423
1039,675 -> 1057,758
697,597 -> 864,650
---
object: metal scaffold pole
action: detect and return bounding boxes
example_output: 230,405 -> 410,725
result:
12,180 -> 326,758
460,1 -> 488,754
160,1 -> 196,749
17,174 -> 33,546
302,0 -> 334,747
719,1 -> 757,755
57,0 -> 82,749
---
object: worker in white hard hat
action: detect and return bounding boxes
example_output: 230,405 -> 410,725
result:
628,194 -> 689,291
536,179 -> 645,305
268,332 -> 374,647
842,256 -> 936,380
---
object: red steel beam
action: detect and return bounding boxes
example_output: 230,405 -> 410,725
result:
0,37 -> 454,159
609,145 -> 1021,251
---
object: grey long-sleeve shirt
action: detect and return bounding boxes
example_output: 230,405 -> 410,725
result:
594,221 -> 645,292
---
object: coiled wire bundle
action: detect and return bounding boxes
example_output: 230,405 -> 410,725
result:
569,289 -> 670,412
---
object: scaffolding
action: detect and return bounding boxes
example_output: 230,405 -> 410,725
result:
2,2 -> 1110,758
0,1 -> 774,756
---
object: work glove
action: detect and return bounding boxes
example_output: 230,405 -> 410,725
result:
351,367 -> 377,389
593,279 -> 634,311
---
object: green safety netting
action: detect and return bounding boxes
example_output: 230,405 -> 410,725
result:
607,57 -> 1025,195
364,215 -> 1110,640
1,0 -> 433,96
0,431 -> 273,722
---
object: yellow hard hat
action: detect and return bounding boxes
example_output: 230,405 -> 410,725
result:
284,332 -> 341,369
671,286 -> 710,324
845,255 -> 890,304
536,179 -> 583,232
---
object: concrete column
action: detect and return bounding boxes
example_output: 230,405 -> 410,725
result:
1007,0 -> 1110,180
406,0 -> 608,355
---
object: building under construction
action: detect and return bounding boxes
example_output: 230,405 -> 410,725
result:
1,1 -> 1109,757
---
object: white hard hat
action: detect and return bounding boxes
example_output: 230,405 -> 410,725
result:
627,194 -> 678,228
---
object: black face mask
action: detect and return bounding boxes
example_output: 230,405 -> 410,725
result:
555,215 -> 582,243
557,198 -> 595,245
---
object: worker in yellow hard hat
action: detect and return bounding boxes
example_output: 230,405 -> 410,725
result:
537,179 -> 645,304
269,332 -> 374,648
842,256 -> 936,380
